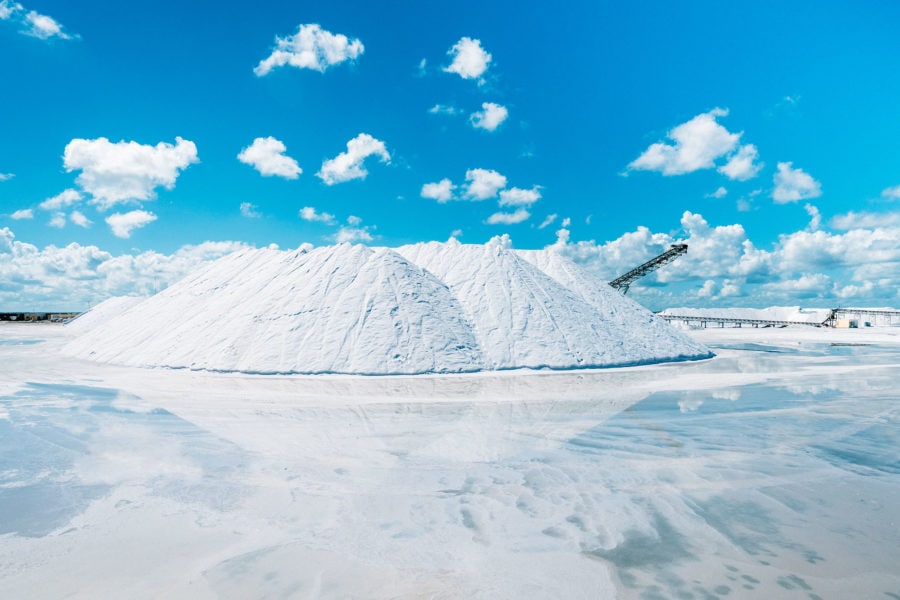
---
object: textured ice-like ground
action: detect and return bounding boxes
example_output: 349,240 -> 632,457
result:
2,324 -> 899,599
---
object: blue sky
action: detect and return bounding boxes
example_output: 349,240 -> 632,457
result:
2,0 -> 900,310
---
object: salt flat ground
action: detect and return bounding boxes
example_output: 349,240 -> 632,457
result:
1,324 -> 898,599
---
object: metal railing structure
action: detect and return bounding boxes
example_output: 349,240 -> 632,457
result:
657,315 -> 823,328
660,308 -> 900,329
608,244 -> 688,294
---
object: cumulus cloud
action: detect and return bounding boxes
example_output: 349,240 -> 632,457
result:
499,186 -> 541,207
0,226 -> 248,310
707,186 -> 728,199
0,172 -> 13,181
105,210 -> 157,238
628,108 -> 740,176
772,161 -> 821,203
444,37 -> 491,82
23,8 -> 72,39
0,1 -> 16,19
464,168 -> 506,200
718,144 -> 762,181
486,208 -> 530,225
237,137 -> 302,179
470,102 -> 508,131
421,178 -> 455,203
804,203 -> 821,231
63,137 -> 199,210
254,23 -> 364,77
334,216 -> 374,243
49,212 -> 66,229
240,202 -> 261,218
1,2 -> 76,40
882,185 -> 900,200
428,104 -> 461,116
299,206 -> 336,224
550,208 -> 900,308
317,133 -> 390,185
39,188 -> 82,211
538,214 -> 557,229
10,208 -> 32,220
70,210 -> 91,228
830,210 -> 900,230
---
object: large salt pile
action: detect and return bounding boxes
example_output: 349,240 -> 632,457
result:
64,238 -> 711,374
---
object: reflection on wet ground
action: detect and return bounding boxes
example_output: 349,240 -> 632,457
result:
0,332 -> 898,598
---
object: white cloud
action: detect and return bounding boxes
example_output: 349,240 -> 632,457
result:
772,161 -> 821,203
538,214 -> 557,229
334,216 -> 374,243
0,226 -> 248,310
470,102 -> 508,132
421,178 -> 455,203
428,104 -> 460,116
561,217 -> 571,227
299,206 -> 336,225
443,37 -> 491,82
23,9 -> 71,39
881,185 -> 900,200
549,208 -> 900,308
70,210 -> 91,228
464,168 -> 506,200
0,172 -> 13,181
804,203 -> 821,231
0,2 -> 75,40
254,23 -> 364,77
39,188 -> 82,211
830,210 -> 900,230
49,212 -> 66,228
105,210 -> 157,238
240,202 -> 261,218
317,133 -> 390,185
10,208 -> 32,220
628,108 -> 740,176
718,144 -> 762,181
450,228 -> 463,238
486,208 -> 530,225
63,137 -> 199,210
707,186 -> 728,199
237,137 -> 302,179
0,1 -> 18,20
499,186 -> 541,207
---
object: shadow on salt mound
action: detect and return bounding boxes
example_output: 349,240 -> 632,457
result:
398,237 -> 712,370
64,244 -> 482,375
516,247 -> 711,361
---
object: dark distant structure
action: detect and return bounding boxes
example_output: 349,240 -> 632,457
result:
608,244 -> 688,294
0,312 -> 80,322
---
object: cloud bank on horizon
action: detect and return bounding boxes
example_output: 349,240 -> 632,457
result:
3,3 -> 900,309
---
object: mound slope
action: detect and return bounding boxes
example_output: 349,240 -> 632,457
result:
65,239 -> 711,374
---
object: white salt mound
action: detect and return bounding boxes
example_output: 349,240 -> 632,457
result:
64,296 -> 147,335
64,239 -> 711,374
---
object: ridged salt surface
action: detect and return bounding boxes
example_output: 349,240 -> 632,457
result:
64,239 -> 711,374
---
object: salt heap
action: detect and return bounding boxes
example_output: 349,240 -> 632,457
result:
64,238 -> 711,374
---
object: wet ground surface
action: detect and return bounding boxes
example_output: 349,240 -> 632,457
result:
1,326 -> 898,598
